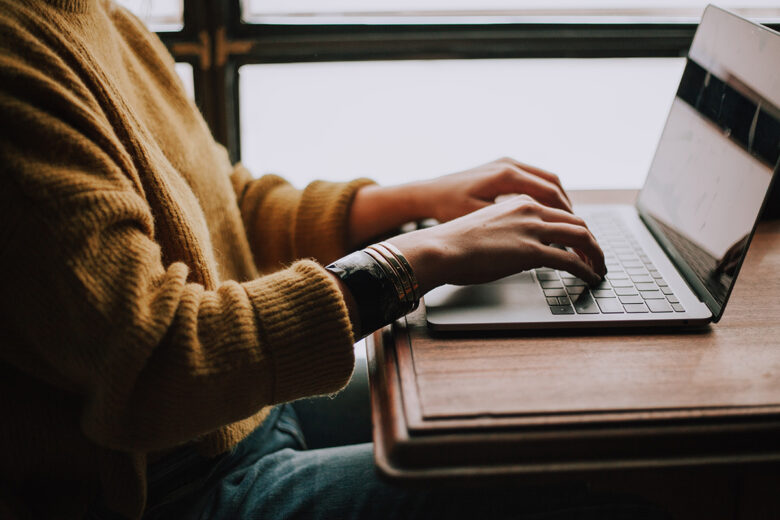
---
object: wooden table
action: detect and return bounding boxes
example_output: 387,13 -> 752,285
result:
366,190 -> 780,517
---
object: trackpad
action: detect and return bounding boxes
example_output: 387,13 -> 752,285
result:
424,272 -> 536,309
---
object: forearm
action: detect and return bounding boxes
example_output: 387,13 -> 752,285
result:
348,184 -> 429,249
3,185 -> 356,452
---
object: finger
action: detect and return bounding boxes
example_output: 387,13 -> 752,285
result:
538,222 -> 606,276
535,204 -> 591,230
507,159 -> 572,205
534,205 -> 599,251
507,166 -> 573,213
535,244 -> 601,285
536,205 -> 603,273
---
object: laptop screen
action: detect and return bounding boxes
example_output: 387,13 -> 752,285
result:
636,6 -> 780,321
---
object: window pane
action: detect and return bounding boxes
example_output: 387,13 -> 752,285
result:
115,0 -> 183,32
243,0 -> 780,24
174,63 -> 194,100
239,58 -> 685,190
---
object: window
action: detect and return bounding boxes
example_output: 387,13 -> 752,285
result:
120,0 -> 780,185
242,0 -> 780,24
239,58 -> 684,189
115,0 -> 183,31
173,63 -> 195,100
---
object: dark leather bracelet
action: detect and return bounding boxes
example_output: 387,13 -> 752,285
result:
326,250 -> 411,339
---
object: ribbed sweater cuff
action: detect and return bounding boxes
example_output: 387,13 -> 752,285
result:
295,178 -> 376,263
244,260 -> 356,403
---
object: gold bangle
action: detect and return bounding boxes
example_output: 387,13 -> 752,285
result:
363,247 -> 407,304
367,244 -> 415,306
378,241 -> 420,303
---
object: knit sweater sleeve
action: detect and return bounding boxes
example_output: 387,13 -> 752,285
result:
0,30 -> 355,453
229,164 -> 375,270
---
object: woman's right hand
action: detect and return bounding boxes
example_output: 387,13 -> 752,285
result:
386,194 -> 606,295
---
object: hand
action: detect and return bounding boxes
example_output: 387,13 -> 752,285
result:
409,157 -> 573,223
348,157 -> 574,248
387,194 -> 606,295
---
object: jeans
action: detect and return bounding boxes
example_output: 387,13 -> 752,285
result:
98,357 -> 670,520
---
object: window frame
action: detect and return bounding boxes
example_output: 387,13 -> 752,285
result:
158,0 -> 778,165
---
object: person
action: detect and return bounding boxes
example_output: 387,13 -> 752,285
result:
0,1 -> 671,519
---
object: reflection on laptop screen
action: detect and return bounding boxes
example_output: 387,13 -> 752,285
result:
636,6 -> 780,320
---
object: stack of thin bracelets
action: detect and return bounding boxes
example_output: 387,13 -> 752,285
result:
325,241 -> 420,339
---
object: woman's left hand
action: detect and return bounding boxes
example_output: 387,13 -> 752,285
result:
410,157 -> 572,223
348,157 -> 573,248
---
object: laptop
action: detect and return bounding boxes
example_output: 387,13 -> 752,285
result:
425,5 -> 780,331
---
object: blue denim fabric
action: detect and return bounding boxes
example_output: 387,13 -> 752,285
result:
149,404 -> 666,520
90,359 -> 670,519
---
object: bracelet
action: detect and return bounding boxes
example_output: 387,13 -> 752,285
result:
365,244 -> 414,306
325,243 -> 420,338
376,241 -> 420,306
362,247 -> 408,303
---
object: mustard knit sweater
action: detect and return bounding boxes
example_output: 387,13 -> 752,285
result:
0,0 -> 373,517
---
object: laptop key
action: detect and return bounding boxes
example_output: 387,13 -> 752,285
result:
550,305 -> 575,315
557,296 -> 571,305
619,295 -> 644,304
660,286 -> 674,295
614,287 -> 639,296
672,303 -> 686,312
573,292 -> 600,314
541,280 -> 563,289
596,298 -> 624,313
609,279 -> 634,287
592,289 -> 615,298
646,299 -> 673,313
635,282 -> 657,291
626,267 -> 647,275
566,286 -> 586,295
563,278 -> 587,286
630,275 -> 653,283
537,271 -> 560,281
640,290 -> 665,299
546,297 -> 559,306
544,288 -> 567,297
606,271 -> 629,280
649,270 -> 663,279
656,278 -> 669,287
666,295 -> 680,303
623,303 -> 650,313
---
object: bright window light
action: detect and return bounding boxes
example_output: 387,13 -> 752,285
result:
239,58 -> 686,190
242,0 -> 780,24
174,63 -> 194,100
115,0 -> 183,32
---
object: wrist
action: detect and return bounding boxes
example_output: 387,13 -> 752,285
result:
348,183 -> 433,248
326,244 -> 421,338
386,229 -> 448,296
397,180 -> 435,222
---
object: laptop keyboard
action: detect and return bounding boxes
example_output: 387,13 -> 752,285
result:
535,213 -> 685,316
